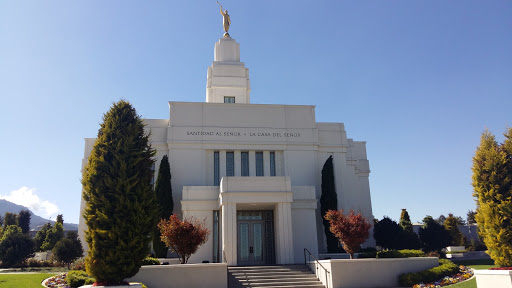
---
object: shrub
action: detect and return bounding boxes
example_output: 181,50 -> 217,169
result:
399,259 -> 459,287
27,259 -> 56,267
324,209 -> 372,259
377,249 -> 425,258
158,215 -> 210,264
66,270 -> 95,288
141,256 -> 160,265
70,258 -> 86,271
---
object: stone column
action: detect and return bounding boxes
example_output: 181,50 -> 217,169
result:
234,151 -> 241,177
249,151 -> 256,176
221,203 -> 237,265
263,151 -> 271,176
220,150 -> 226,180
276,202 -> 294,264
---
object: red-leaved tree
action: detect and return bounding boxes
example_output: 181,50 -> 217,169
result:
157,215 -> 210,264
324,209 -> 371,259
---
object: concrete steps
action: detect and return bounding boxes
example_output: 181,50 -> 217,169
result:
228,265 -> 325,288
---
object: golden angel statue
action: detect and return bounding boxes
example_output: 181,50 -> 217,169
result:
217,1 -> 231,37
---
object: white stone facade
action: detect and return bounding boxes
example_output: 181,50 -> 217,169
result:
78,36 -> 373,266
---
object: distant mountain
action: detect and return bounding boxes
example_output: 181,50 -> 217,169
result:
0,199 -> 78,231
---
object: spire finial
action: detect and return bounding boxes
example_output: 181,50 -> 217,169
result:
217,1 -> 231,38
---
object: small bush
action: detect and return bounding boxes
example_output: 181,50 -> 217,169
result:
377,249 -> 425,258
70,258 -> 86,271
399,259 -> 459,287
27,259 -> 56,267
141,256 -> 160,265
66,270 -> 95,288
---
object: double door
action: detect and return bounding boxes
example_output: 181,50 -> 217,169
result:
238,220 -> 265,265
237,210 -> 275,266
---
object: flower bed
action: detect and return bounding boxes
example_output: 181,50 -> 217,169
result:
489,267 -> 512,270
411,265 -> 474,288
43,273 -> 69,288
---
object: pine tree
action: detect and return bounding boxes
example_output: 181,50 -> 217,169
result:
18,210 -> 31,234
34,223 -> 52,251
41,216 -> 64,251
419,215 -> 451,253
399,209 -> 413,233
472,129 -> 512,266
373,217 -> 402,250
444,213 -> 464,246
153,155 -> 173,258
320,156 -> 339,253
82,100 -> 158,284
3,212 -> 17,229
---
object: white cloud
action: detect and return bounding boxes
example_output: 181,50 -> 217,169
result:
0,186 -> 59,219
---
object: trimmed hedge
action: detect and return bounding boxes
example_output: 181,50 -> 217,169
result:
66,270 -> 95,288
399,259 -> 459,287
377,249 -> 425,258
141,256 -> 161,265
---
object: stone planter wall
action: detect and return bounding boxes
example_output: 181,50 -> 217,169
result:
310,257 -> 438,288
128,263 -> 228,288
474,269 -> 512,288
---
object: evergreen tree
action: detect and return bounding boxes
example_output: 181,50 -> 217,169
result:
472,129 -> 512,266
418,216 -> 451,253
153,155 -> 174,258
0,225 -> 34,267
320,156 -> 339,253
444,213 -> 464,246
399,209 -> 413,233
373,217 -> 402,250
53,231 -> 84,268
466,210 -> 476,225
3,212 -> 17,229
18,210 -> 31,234
34,223 -> 52,251
41,219 -> 64,251
82,100 -> 158,284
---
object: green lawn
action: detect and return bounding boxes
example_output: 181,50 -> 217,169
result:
0,273 -> 55,288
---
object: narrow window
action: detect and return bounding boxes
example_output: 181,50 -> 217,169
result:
256,152 -> 264,176
150,163 -> 156,186
224,96 -> 235,103
270,152 -> 276,176
241,152 -> 249,176
213,210 -> 220,263
214,151 -> 220,185
226,151 -> 234,176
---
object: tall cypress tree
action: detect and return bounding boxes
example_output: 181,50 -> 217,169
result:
153,155 -> 173,258
82,100 -> 158,284
320,156 -> 339,253
18,210 -> 31,234
472,129 -> 512,266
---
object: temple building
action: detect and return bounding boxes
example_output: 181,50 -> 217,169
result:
78,34 -> 374,266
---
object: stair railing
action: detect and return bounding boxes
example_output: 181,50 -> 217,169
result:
304,248 -> 330,288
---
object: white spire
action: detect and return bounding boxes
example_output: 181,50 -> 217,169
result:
206,37 -> 251,104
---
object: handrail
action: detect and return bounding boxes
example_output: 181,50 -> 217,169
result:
304,248 -> 330,288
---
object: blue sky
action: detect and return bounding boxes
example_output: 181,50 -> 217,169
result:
0,1 -> 510,225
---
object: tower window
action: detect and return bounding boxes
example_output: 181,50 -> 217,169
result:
214,151 -> 220,185
226,152 -> 234,176
224,96 -> 235,103
256,152 -> 264,176
241,152 -> 249,176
